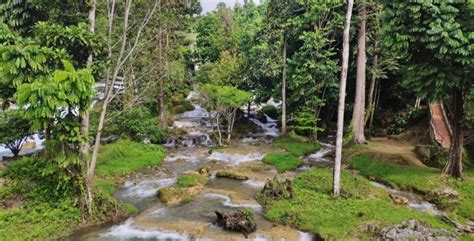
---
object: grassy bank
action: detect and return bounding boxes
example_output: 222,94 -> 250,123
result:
260,168 -> 450,239
263,134 -> 320,172
349,154 -> 474,222
0,140 -> 165,240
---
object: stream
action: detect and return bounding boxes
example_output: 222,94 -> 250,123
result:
73,91 -> 442,240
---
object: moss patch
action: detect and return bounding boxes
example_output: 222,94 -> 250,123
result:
261,168 -> 450,239
215,170 -> 249,180
176,174 -> 209,188
349,154 -> 474,223
263,134 -> 320,172
96,140 -> 165,176
158,174 -> 208,205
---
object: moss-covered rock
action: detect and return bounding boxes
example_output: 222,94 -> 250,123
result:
157,174 -> 208,205
215,170 -> 249,180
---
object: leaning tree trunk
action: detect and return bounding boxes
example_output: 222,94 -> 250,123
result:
281,36 -> 288,136
351,2 -> 367,144
333,0 -> 354,197
442,88 -> 464,178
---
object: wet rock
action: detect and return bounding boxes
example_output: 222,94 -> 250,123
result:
215,170 -> 249,180
379,219 -> 458,240
215,209 -> 257,238
198,167 -> 210,175
389,193 -> 409,204
258,178 -> 293,204
442,215 -> 474,233
157,185 -> 204,205
100,134 -> 119,144
429,187 -> 459,198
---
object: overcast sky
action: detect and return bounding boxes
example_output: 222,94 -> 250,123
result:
200,0 -> 258,14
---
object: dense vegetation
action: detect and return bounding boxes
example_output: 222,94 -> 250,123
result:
0,0 -> 472,240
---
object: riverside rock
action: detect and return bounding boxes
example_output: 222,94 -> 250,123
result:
379,219 -> 458,240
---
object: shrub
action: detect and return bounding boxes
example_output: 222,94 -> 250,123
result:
108,107 -> 166,144
0,110 -> 33,156
261,105 -> 279,119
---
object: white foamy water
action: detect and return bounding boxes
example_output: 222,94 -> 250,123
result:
122,178 -> 176,198
165,155 -> 202,163
243,180 -> 265,188
204,193 -> 262,211
298,231 -> 314,241
207,152 -> 265,166
249,114 -> 279,137
101,218 -> 189,240
173,121 -> 200,128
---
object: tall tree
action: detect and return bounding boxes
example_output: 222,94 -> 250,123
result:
384,1 -> 473,178
333,0 -> 354,197
351,2 -> 367,144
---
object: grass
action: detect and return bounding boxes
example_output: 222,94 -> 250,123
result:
261,168 -> 450,239
263,133 -> 320,172
349,154 -> 474,222
96,139 -> 165,176
176,174 -> 208,188
0,139 -> 165,240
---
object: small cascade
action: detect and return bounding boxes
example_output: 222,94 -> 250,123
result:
204,193 -> 262,211
298,142 -> 335,170
370,181 -> 442,215
121,178 -> 177,199
100,219 -> 189,240
249,114 -> 279,138
207,151 -> 265,166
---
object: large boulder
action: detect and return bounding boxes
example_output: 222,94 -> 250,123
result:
379,219 -> 458,240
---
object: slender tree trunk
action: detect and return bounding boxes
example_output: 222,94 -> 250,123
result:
216,114 -> 223,146
442,88 -> 464,178
366,41 -> 378,139
82,0 -> 96,217
281,36 -> 288,135
351,3 -> 367,144
158,7 -> 166,129
333,0 -> 354,197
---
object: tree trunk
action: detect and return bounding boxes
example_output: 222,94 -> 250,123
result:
442,88 -> 464,178
366,41 -> 378,139
216,114 -> 223,146
80,0 -> 96,159
351,3 -> 367,144
281,36 -> 288,136
333,0 -> 354,197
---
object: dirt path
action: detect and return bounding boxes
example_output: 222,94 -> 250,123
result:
353,137 -> 427,167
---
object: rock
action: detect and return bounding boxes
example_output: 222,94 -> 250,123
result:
100,134 -> 119,144
429,187 -> 459,198
379,219 -> 458,240
389,193 -> 409,204
215,170 -> 249,180
215,209 -> 257,238
158,185 -> 204,205
415,145 -> 432,159
198,167 -> 210,175
258,178 -> 293,204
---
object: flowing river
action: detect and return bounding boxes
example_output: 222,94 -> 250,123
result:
72,91 -> 440,240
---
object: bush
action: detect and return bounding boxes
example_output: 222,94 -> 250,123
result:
261,105 -> 279,119
107,107 -> 166,144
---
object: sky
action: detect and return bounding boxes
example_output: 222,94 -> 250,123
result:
200,0 -> 257,14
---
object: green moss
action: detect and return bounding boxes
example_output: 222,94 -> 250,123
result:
96,140 -> 165,176
215,170 -> 249,180
349,154 -> 474,223
263,152 -> 303,173
263,134 -> 320,172
176,174 -> 209,188
262,168 -> 450,239
170,99 -> 195,114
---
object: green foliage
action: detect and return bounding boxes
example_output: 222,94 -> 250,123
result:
107,107 -> 166,144
387,116 -> 407,135
384,1 -> 473,102
95,140 -> 165,177
293,107 -> 323,139
261,105 -> 279,119
263,152 -> 302,173
0,200 -> 80,240
176,174 -> 208,188
387,107 -> 427,135
0,110 -> 33,155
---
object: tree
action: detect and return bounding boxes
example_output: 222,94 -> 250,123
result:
199,84 -> 252,145
384,1 -> 473,178
333,0 -> 354,197
351,2 -> 367,144
0,110 -> 32,156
